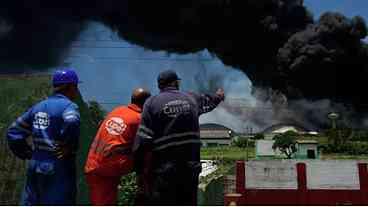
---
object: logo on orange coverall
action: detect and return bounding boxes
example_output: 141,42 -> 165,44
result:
105,117 -> 127,136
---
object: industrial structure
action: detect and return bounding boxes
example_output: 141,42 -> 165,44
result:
200,123 -> 234,147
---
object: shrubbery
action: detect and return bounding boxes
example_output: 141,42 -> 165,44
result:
320,142 -> 368,155
117,172 -> 138,206
351,131 -> 368,142
253,133 -> 264,140
231,137 -> 255,148
88,101 -> 106,127
272,131 -> 298,159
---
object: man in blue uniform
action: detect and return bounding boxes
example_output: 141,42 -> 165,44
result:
6,68 -> 81,205
133,70 -> 225,205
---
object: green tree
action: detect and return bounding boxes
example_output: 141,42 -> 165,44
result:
231,136 -> 247,148
88,101 -> 106,127
272,131 -> 298,159
253,133 -> 264,140
325,127 -> 353,148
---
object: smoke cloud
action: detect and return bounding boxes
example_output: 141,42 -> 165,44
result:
0,18 -> 12,38
203,83 -> 359,133
0,0 -> 367,125
276,12 -> 368,106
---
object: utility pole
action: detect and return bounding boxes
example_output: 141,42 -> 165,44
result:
246,136 -> 249,161
244,125 -> 249,161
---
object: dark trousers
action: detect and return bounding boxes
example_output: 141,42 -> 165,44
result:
21,162 -> 76,205
136,162 -> 201,206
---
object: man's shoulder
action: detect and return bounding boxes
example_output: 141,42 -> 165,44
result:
110,105 -> 140,117
158,90 -> 191,98
106,105 -> 141,124
147,91 -> 195,106
109,105 -> 128,115
46,94 -> 75,106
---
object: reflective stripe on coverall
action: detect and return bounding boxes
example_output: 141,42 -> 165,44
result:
85,104 -> 141,205
133,87 -> 222,205
7,93 -> 80,205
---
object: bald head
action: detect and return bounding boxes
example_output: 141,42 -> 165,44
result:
131,88 -> 151,108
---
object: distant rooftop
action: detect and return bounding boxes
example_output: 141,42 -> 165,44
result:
200,123 -> 233,132
296,140 -> 318,144
262,123 -> 309,134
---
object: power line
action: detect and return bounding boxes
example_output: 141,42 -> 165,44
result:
96,101 -> 276,110
98,102 -> 124,105
74,40 -> 129,43
67,56 -> 216,62
70,46 -> 138,49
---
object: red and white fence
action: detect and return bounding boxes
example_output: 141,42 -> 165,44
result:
225,160 -> 368,205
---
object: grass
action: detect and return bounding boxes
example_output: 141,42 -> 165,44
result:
201,146 -> 255,161
201,146 -> 368,162
320,153 -> 368,160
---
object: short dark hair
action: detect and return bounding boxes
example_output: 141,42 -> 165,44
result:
158,80 -> 179,90
157,70 -> 180,89
131,88 -> 151,107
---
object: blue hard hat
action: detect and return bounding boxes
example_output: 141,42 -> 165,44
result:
52,68 -> 81,86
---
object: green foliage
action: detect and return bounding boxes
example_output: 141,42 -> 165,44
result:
321,142 -> 368,155
272,131 -> 298,159
322,127 -> 368,157
0,75 -> 51,205
253,133 -> 264,140
0,75 -> 103,205
351,130 -> 368,142
0,76 -> 51,128
88,101 -> 106,127
325,127 -> 354,146
231,137 -> 255,148
74,95 -> 101,205
117,172 -> 138,206
201,146 -> 255,161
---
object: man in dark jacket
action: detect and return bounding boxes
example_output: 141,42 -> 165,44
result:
133,70 -> 225,205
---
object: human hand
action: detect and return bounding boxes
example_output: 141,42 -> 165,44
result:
216,88 -> 225,101
8,140 -> 33,160
55,143 -> 72,159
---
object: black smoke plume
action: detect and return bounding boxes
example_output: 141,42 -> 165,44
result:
0,1 -> 87,71
0,0 -> 313,68
1,0 -> 368,122
277,12 -> 368,108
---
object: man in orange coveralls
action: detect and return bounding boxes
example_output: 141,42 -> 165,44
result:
84,88 -> 151,205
